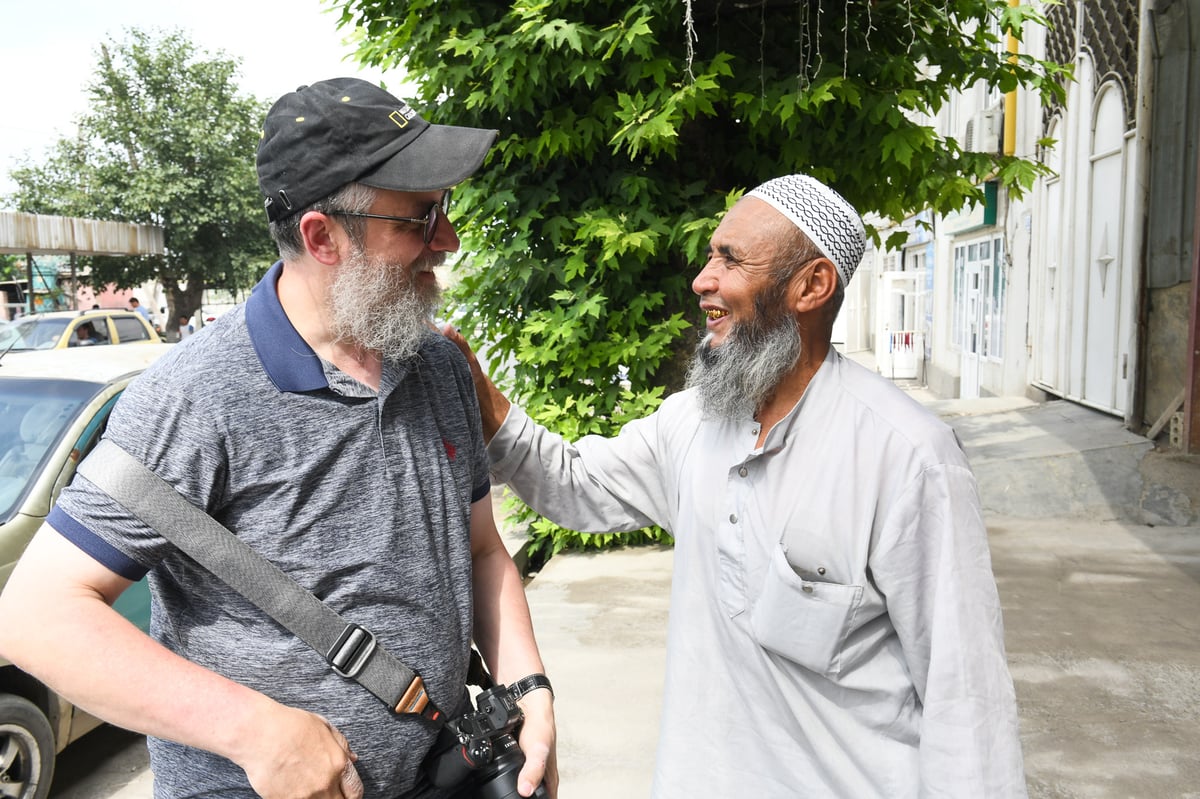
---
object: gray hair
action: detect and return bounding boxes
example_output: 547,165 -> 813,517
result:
764,223 -> 845,326
767,223 -> 825,294
268,182 -> 379,261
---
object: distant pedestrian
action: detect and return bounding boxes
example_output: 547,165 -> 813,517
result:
177,315 -> 194,341
129,297 -> 152,325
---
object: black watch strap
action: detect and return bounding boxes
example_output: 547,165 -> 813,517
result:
510,673 -> 554,701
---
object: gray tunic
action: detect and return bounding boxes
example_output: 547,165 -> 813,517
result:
489,348 -> 1026,798
51,261 -> 490,798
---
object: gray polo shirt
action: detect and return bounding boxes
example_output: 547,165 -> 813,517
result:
50,260 -> 489,798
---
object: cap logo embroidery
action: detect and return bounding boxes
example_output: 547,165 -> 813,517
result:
389,104 -> 417,129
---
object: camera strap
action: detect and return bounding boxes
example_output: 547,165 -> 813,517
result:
78,439 -> 445,723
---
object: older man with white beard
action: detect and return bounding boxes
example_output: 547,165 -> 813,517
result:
0,78 -> 556,799
445,174 -> 1026,798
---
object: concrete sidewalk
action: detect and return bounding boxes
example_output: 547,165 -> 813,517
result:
991,516 -> 1200,798
522,546 -> 672,797
532,516 -> 1200,799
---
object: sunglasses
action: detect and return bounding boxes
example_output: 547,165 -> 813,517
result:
327,191 -> 452,245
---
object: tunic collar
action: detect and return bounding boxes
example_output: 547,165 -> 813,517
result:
759,347 -> 841,452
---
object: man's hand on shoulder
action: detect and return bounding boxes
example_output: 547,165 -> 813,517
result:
441,323 -> 512,443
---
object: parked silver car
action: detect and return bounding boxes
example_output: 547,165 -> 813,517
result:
0,344 -> 172,799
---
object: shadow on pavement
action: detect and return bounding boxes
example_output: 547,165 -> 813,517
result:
988,517 -> 1200,799
49,725 -> 149,799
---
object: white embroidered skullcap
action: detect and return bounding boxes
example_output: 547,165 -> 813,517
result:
747,175 -> 866,287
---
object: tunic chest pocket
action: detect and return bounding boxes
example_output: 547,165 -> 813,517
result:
750,544 -> 864,677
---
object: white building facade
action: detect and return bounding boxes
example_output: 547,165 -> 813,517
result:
849,0 -> 1198,444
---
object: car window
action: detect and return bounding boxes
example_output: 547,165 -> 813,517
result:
2,317 -> 70,351
0,378 -> 97,521
113,315 -> 150,342
70,319 -> 110,347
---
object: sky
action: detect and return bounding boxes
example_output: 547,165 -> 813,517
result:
0,0 -> 407,200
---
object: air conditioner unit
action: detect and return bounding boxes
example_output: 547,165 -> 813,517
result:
964,107 -> 1002,153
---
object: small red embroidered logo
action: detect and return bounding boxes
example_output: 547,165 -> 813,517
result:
442,439 -> 457,460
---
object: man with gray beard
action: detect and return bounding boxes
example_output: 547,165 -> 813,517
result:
328,223 -> 446,361
445,174 -> 1025,797
0,79 -> 557,799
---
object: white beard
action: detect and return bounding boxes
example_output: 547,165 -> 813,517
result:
684,312 -> 803,420
327,245 -> 442,361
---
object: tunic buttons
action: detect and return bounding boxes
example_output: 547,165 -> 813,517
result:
729,513 -> 738,524
818,567 -> 826,575
738,466 -> 749,477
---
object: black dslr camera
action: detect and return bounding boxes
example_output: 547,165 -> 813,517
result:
424,684 -> 549,799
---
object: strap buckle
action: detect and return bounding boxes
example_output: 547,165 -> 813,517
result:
327,623 -> 377,679
395,676 -> 443,722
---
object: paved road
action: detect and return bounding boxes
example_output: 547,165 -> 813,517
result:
48,724 -> 150,799
989,516 -> 1200,799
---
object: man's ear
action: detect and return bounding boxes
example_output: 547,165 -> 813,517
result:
790,258 -> 839,314
297,211 -> 345,266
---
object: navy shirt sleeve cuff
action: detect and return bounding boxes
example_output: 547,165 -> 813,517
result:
471,479 -> 491,504
47,506 -> 149,581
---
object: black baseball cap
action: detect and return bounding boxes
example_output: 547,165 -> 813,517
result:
256,78 -> 499,222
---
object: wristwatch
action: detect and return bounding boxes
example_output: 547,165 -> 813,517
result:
510,673 -> 554,701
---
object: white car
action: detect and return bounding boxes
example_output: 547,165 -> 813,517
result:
0,344 -> 173,799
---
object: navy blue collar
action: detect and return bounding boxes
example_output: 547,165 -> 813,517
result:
245,260 -> 329,393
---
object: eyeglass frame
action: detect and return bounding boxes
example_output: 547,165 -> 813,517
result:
325,190 -> 452,245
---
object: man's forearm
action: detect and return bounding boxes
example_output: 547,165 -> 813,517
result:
468,501 -> 557,798
0,529 -> 277,761
0,527 -> 366,799
469,519 -> 544,682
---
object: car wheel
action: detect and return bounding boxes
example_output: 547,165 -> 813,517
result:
0,693 -> 55,799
